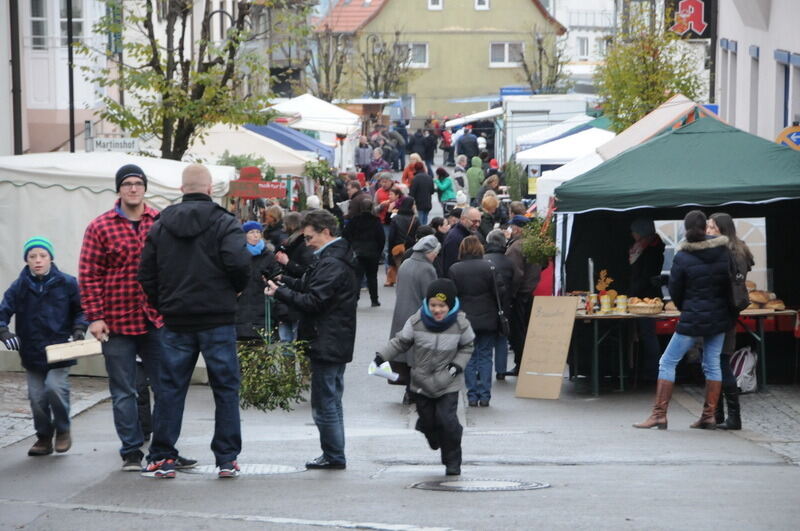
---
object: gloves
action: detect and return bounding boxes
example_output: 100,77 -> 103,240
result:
0,327 -> 20,351
447,363 -> 462,377
374,354 -> 385,366
72,328 -> 86,341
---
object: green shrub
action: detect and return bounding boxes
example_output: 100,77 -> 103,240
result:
238,338 -> 310,412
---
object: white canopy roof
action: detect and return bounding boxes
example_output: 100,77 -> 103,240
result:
515,114 -> 593,150
444,107 -> 503,128
188,124 -> 317,176
516,127 -> 615,166
270,93 -> 360,136
535,152 -> 604,215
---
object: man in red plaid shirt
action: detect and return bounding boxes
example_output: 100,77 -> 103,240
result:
79,164 -> 195,472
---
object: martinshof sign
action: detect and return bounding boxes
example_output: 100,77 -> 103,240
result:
92,137 -> 140,152
228,179 -> 287,199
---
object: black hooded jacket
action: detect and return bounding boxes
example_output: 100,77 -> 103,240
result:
138,193 -> 251,331
273,238 -> 359,364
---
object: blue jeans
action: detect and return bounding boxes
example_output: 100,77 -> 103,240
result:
493,335 -> 509,376
148,325 -> 241,466
382,224 -> 391,270
418,210 -> 430,226
658,332 -> 725,382
425,160 -> 434,178
310,360 -> 346,464
465,333 -> 494,402
102,326 -> 163,457
278,321 -> 299,343
26,367 -> 70,437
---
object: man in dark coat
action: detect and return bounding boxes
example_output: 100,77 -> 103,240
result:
484,229 -> 515,380
408,129 -> 426,158
441,207 -> 481,273
422,129 -> 437,177
409,162 -> 434,225
266,210 -> 358,470
139,164 -> 251,479
456,126 -> 479,160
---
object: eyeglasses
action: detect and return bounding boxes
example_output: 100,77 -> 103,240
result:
120,181 -> 145,189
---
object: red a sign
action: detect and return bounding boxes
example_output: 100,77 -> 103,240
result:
670,0 -> 709,36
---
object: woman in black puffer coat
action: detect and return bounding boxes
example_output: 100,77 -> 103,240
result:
635,210 -> 732,431
448,236 -> 504,407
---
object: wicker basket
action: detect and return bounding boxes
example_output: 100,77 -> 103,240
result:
628,304 -> 663,315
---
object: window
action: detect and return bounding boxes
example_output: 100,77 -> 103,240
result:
30,0 -> 47,50
749,57 -> 759,134
60,0 -> 84,46
398,43 -> 429,68
475,0 -> 490,10
428,0 -> 443,10
728,47 -> 737,124
577,37 -> 589,60
597,37 -> 609,57
490,42 -> 523,67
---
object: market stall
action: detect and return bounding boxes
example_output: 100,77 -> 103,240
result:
244,123 -> 335,164
514,113 -> 593,152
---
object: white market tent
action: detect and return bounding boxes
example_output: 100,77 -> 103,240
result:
444,107 -> 503,128
536,152 -> 603,214
187,124 -> 317,176
269,93 -> 361,171
516,127 -> 615,166
0,152 -> 235,289
514,114 -> 593,151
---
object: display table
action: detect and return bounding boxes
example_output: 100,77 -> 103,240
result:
574,309 -> 797,396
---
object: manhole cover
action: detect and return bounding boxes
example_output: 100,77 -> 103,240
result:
410,479 -> 550,492
182,464 -> 303,475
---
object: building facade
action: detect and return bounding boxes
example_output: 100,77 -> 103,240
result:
319,0 -> 565,118
716,0 -> 800,140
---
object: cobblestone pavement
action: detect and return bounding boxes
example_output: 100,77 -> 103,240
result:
681,384 -> 800,464
0,371 -> 110,448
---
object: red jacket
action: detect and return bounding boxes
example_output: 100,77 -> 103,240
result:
79,201 -> 163,335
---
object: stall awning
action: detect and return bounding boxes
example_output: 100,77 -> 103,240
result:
516,127 -> 615,166
515,114 -> 593,151
555,118 -> 800,213
445,107 -> 503,128
245,123 -> 335,163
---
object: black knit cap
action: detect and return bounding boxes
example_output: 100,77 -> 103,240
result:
426,278 -> 457,309
115,164 -> 148,192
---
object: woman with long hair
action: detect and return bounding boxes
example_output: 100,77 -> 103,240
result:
706,212 -> 754,430
634,210 -> 732,430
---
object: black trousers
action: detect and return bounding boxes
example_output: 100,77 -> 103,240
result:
354,255 -> 380,303
135,360 -> 152,437
720,326 -> 737,387
414,391 -> 462,468
509,294 -> 534,367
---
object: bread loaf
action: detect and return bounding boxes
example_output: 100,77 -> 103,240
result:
765,299 -> 785,310
745,280 -> 756,291
746,303 -> 760,310
664,301 -> 677,312
749,291 -> 769,304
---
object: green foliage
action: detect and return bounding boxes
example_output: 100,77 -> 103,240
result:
521,216 -> 557,266
238,338 -> 310,412
595,6 -> 703,133
217,150 -> 276,180
502,161 -> 525,201
77,1 -> 275,160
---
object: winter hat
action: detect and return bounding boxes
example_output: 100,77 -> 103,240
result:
455,190 -> 468,206
630,217 -> 655,238
509,215 -> 530,228
23,236 -> 54,261
115,164 -> 147,192
413,234 -> 441,254
306,195 -> 321,209
426,278 -> 457,309
242,221 -> 262,233
489,159 -> 499,169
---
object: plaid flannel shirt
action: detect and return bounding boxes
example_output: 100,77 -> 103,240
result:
78,201 -> 163,335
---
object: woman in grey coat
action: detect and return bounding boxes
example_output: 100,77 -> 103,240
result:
376,279 -> 474,476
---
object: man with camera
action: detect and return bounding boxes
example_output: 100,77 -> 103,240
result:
265,210 -> 358,470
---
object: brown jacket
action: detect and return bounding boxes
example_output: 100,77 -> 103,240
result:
505,237 -> 542,296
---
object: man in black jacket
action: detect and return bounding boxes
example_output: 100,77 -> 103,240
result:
266,210 -> 358,470
138,164 -> 250,479
409,162 -> 434,225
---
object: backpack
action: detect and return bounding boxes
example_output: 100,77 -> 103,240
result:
728,253 -> 750,314
730,346 -> 757,393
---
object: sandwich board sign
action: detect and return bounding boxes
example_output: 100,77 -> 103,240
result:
515,296 -> 578,400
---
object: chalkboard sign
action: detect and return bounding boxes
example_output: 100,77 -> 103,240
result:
515,296 -> 578,400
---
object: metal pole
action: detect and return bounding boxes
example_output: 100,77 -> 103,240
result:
10,0 -> 23,154
67,0 -> 76,152
708,0 -> 718,103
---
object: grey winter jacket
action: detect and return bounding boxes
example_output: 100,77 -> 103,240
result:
380,310 -> 475,398
390,252 -> 438,363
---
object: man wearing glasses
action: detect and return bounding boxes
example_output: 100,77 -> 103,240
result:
79,164 -> 195,472
265,210 -> 358,470
441,207 -> 482,274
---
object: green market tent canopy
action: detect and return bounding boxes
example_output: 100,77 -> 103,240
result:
555,118 -> 800,213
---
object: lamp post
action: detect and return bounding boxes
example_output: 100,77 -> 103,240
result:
67,0 -> 75,152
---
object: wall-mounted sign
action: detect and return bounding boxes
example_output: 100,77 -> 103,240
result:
776,125 -> 800,151
667,0 -> 716,40
228,179 -> 287,199
91,137 -> 140,152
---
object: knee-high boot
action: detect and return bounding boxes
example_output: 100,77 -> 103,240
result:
633,379 -> 674,429
690,380 -> 722,429
716,383 -> 741,430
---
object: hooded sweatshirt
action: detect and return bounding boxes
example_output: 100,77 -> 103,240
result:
138,193 -> 251,331
465,156 -> 485,201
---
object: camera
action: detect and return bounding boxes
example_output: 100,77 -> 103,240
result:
262,261 -> 283,283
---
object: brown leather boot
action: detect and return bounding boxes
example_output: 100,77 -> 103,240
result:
384,265 -> 397,286
691,380 -> 722,429
55,431 -> 72,453
28,435 -> 53,456
633,379 -> 674,429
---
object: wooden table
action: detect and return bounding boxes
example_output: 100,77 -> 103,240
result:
574,309 -> 797,396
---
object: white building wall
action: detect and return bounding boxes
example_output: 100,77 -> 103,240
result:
717,0 -> 800,140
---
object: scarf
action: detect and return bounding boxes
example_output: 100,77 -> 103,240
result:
629,234 -> 659,265
420,298 -> 461,332
247,239 -> 265,256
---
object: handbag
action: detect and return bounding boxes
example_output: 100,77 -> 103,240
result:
487,260 -> 510,336
390,215 -> 416,257
728,254 -> 749,314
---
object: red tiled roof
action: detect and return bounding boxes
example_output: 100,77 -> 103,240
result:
316,0 -> 389,34
530,0 -> 567,35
